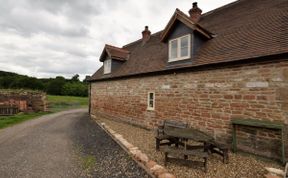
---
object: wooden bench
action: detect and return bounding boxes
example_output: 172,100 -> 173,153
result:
155,120 -> 188,150
163,146 -> 208,172
208,141 -> 229,164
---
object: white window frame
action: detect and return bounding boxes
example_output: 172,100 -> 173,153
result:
147,92 -> 155,110
168,34 -> 191,62
103,58 -> 111,74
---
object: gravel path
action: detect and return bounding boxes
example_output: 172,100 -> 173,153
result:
97,116 -> 283,178
0,109 -> 150,178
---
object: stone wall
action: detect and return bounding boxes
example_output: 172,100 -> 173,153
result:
90,60 -> 288,159
0,90 -> 47,112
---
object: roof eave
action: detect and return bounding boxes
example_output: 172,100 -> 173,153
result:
99,48 -> 110,62
88,52 -> 288,83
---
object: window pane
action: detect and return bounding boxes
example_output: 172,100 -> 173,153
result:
149,101 -> 153,107
181,46 -> 188,57
104,59 -> 111,74
148,93 -> 154,109
180,36 -> 189,57
181,36 -> 188,48
104,60 -> 107,73
149,93 -> 154,100
170,40 -> 178,59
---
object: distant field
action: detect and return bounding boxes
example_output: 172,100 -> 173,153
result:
47,95 -> 88,112
0,95 -> 88,129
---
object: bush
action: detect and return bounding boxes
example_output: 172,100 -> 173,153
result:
62,82 -> 88,97
46,76 -> 66,95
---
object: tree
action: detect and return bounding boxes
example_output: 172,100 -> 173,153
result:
46,76 -> 66,95
83,75 -> 91,83
71,74 -> 80,82
62,82 -> 88,97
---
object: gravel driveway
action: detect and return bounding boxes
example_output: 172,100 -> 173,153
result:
0,109 -> 150,178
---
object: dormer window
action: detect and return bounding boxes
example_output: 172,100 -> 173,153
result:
103,58 -> 111,74
168,34 -> 191,62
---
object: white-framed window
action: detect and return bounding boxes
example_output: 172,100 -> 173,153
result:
103,58 -> 111,74
147,92 -> 155,110
168,34 -> 191,62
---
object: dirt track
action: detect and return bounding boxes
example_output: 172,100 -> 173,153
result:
0,109 -> 150,178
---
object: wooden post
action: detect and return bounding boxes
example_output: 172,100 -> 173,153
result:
232,124 -> 237,152
184,139 -> 188,160
281,128 -> 286,165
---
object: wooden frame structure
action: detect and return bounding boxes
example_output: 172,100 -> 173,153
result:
231,118 -> 286,164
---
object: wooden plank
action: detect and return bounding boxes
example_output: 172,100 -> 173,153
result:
163,146 -> 208,157
232,124 -> 237,152
232,118 -> 284,129
281,129 -> 286,165
164,120 -> 188,128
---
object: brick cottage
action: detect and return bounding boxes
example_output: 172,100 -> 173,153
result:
89,0 -> 288,160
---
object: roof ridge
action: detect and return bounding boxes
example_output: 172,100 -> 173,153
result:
201,0 -> 243,18
105,44 -> 130,53
122,30 -> 163,48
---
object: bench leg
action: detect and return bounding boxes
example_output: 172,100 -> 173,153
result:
175,138 -> 179,148
184,155 -> 188,160
204,142 -> 210,153
156,138 -> 160,151
204,157 -> 208,173
223,149 -> 228,164
164,152 -> 168,166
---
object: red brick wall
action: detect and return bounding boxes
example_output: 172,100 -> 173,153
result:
91,60 -> 288,159
0,90 -> 47,112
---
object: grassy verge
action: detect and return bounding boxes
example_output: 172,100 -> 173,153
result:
0,112 -> 47,129
0,95 -> 88,129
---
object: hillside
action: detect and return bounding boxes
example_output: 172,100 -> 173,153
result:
0,70 -> 88,97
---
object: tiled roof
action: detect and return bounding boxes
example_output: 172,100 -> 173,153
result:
99,44 -> 130,62
90,0 -> 288,81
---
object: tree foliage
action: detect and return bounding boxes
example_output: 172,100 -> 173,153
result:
62,82 -> 88,97
0,71 -> 88,97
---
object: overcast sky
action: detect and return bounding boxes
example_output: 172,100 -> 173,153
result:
0,0 -> 235,80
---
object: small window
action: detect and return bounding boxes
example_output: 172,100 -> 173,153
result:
147,92 -> 155,110
103,58 -> 111,74
168,34 -> 191,62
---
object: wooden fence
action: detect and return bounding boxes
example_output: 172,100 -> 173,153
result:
0,105 -> 19,116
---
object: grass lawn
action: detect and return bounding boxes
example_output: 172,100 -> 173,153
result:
0,95 -> 88,129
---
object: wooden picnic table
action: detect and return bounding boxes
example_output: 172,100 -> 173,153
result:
164,127 -> 214,143
162,127 -> 214,172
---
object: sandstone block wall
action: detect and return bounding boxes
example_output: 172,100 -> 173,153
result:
0,90 -> 47,112
91,60 -> 288,159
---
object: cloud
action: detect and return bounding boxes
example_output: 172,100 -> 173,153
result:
0,0 -> 235,80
